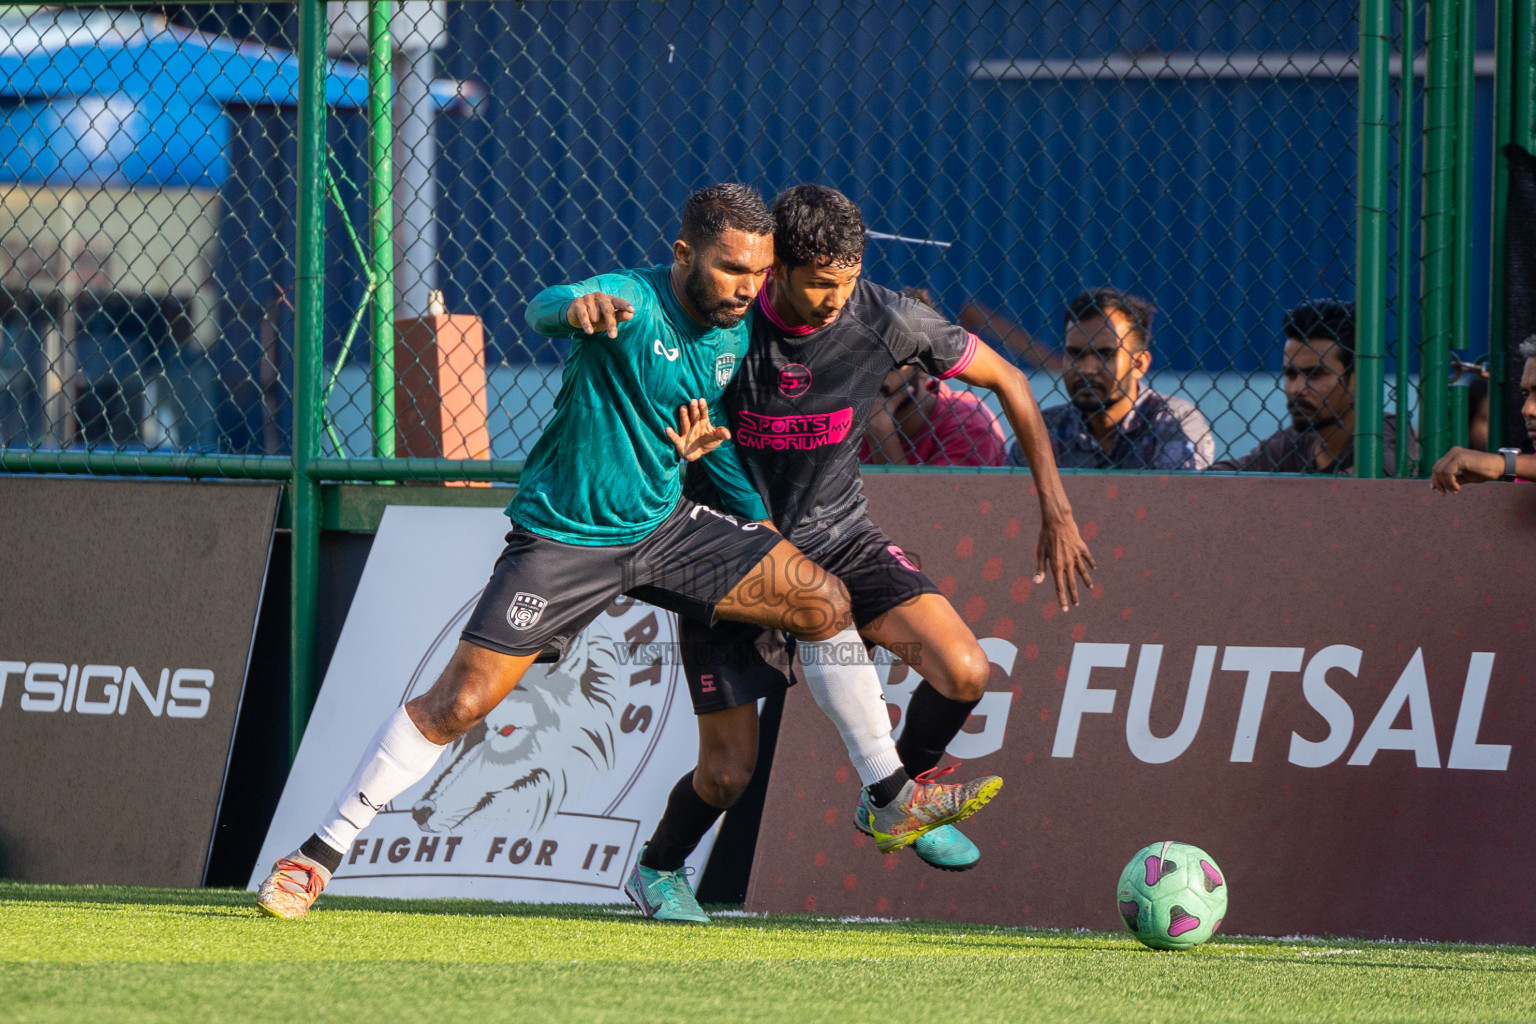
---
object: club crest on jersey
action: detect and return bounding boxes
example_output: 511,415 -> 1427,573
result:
506,592 -> 548,631
714,352 -> 737,387
778,363 -> 812,398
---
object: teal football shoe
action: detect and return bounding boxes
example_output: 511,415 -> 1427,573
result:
622,845 -> 711,923
911,824 -> 980,871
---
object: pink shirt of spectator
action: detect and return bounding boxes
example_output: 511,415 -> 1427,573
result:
861,380 -> 1007,466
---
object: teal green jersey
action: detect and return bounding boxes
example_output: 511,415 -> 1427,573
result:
509,264 -> 768,545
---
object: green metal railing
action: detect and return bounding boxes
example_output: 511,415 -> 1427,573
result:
1353,0 -> 1389,480
1392,0 -> 1416,479
292,0 -> 327,754
1418,0 -> 1456,469
366,0 -> 397,464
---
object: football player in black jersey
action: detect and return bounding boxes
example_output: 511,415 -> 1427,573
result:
629,186 -> 1092,914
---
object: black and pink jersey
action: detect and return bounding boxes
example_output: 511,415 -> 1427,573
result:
686,278 -> 979,557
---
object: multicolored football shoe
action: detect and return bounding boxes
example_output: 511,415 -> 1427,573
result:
255,851 -> 332,919
622,845 -> 711,924
855,788 -> 982,871
856,764 -> 1001,855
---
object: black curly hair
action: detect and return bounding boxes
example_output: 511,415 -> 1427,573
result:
678,183 -> 774,248
770,184 -> 866,269
1283,299 -> 1356,371
1065,287 -> 1156,352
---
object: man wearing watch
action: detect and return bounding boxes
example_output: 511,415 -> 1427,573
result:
1431,336 -> 1536,494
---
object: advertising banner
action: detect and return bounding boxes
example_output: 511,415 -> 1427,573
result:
747,474 -> 1536,944
252,506 -> 714,902
0,478 -> 279,887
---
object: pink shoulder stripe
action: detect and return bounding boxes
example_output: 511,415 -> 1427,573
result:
937,332 -> 981,379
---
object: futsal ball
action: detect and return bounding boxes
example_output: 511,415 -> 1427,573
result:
1116,840 -> 1228,950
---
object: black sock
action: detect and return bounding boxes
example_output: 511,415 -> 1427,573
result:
897,681 -> 982,777
866,767 -> 911,808
639,771 -> 728,872
301,834 -> 343,874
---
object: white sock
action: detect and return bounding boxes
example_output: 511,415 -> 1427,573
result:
798,627 -> 905,788
315,706 -> 448,854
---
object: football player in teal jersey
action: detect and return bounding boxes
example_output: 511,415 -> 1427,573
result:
257,184 -> 1001,924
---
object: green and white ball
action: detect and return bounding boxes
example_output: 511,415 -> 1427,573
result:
1116,841 -> 1228,950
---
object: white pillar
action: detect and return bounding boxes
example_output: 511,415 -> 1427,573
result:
329,1 -> 445,318
393,43 -> 436,318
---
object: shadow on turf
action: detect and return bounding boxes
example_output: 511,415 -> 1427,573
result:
4,883 -> 1533,962
0,882 -> 1123,942
1219,953 -> 1536,975
0,882 -> 626,920
0,881 -> 744,925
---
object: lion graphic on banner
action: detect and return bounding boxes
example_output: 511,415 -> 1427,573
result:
408,623 -> 621,835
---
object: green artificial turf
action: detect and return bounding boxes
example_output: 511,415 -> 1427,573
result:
2,881 -> 1534,1023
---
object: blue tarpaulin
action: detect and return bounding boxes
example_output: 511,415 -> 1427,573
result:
0,11 -> 481,188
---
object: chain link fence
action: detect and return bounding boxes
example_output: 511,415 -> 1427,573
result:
0,4 -> 290,462
0,1 -> 1495,476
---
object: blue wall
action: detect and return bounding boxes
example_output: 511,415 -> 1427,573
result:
428,0 -> 1490,373
189,0 -> 1498,454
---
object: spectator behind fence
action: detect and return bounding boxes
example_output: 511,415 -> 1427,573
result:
1007,287 -> 1213,471
1432,336 -> 1536,493
861,288 -> 1007,466
1210,299 -> 1416,475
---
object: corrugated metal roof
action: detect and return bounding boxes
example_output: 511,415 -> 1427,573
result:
0,10 -> 481,188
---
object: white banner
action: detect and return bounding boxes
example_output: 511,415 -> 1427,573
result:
250,506 -> 712,902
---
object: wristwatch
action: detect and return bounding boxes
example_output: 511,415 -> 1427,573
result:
1498,448 -> 1521,482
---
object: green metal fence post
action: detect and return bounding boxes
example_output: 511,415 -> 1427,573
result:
1452,0 -> 1476,427
1451,380 -> 1470,448
291,0 -> 327,760
1395,0 -> 1416,478
1356,0 -> 1390,478
1490,0 -> 1515,448
1520,0 -> 1536,152
1492,0 -> 1536,448
1419,0 -> 1458,469
369,0 -> 397,460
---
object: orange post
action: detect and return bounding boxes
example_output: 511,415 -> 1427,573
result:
394,292 -> 491,485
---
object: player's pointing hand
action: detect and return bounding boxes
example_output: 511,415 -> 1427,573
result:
666,398 -> 732,462
566,292 -> 636,338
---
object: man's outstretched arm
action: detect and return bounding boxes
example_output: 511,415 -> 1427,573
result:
1431,447 -> 1536,494
954,339 -> 1095,609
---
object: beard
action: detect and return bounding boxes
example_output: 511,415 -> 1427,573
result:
1070,386 -> 1108,413
1288,401 -> 1338,431
684,263 -> 749,329
1068,375 -> 1124,415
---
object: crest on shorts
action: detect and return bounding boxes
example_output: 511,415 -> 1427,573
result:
506,592 -> 548,631
714,352 -> 737,388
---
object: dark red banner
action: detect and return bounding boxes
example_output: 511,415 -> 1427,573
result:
747,473 -> 1536,943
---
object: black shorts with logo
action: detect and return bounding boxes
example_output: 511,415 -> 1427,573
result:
679,519 -> 942,715
460,499 -> 781,659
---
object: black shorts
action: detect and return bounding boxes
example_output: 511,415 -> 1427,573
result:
460,499 -> 781,659
679,520 -> 942,715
